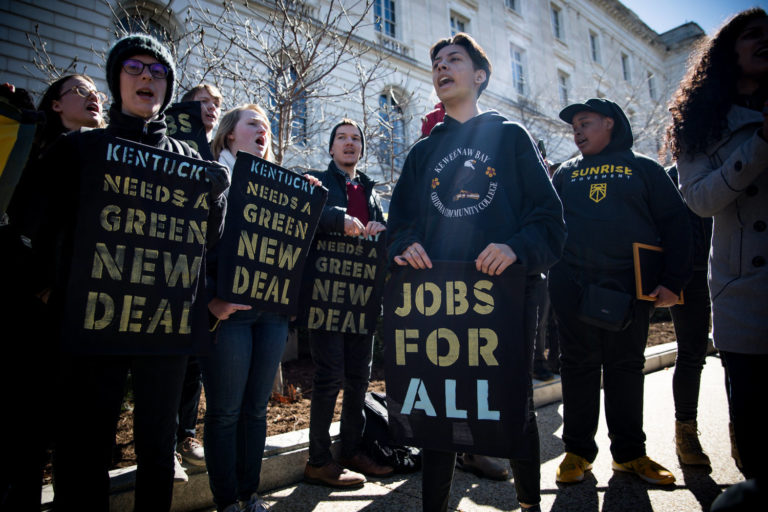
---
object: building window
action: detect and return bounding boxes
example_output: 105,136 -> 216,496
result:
450,13 -> 468,36
621,53 -> 631,81
117,11 -> 172,44
505,0 -> 519,12
551,4 -> 563,40
558,71 -> 569,105
589,30 -> 600,63
374,0 -> 396,38
377,90 -> 406,171
510,44 -> 526,96
647,71 -> 657,100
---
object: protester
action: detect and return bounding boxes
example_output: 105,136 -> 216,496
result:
0,75 -> 105,511
387,33 -> 566,512
666,7 -> 768,483
418,101 -> 511,483
171,83 -> 223,474
666,164 -> 714,466
302,118 -> 391,488
203,103 -> 319,512
28,34 -> 228,512
550,98 -> 692,486
180,83 -> 222,141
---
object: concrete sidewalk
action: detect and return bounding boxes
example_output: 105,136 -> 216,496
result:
252,353 -> 740,511
43,343 -> 742,511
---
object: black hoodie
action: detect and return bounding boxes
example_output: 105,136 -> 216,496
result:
387,111 -> 565,275
552,101 -> 692,294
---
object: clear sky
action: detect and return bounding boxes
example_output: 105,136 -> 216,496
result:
620,0 -> 768,35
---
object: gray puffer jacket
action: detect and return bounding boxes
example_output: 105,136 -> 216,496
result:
677,105 -> 768,354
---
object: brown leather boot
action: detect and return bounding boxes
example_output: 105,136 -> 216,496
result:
338,452 -> 395,477
457,453 -> 510,480
675,420 -> 711,466
304,461 -> 366,488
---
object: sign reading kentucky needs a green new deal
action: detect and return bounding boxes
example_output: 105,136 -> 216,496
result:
216,152 -> 327,314
63,136 -> 212,354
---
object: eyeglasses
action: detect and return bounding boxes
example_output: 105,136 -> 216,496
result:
122,59 -> 169,79
61,85 -> 108,103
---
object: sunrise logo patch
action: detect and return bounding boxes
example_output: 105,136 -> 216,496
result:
589,182 -> 607,203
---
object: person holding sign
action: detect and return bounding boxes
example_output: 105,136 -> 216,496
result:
666,8 -> 768,484
549,98 -> 691,486
0,75 -> 105,511
302,118 -> 391,488
28,34 -> 228,512
203,103 -> 320,512
387,33 -> 566,512
180,83 -> 222,141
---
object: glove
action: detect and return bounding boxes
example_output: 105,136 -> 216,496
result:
205,161 -> 230,198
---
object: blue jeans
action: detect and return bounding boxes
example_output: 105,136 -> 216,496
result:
200,309 -> 288,510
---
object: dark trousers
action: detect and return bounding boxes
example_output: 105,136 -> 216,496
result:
307,331 -> 374,465
670,269 -> 711,422
421,398 -> 541,511
421,277 -> 542,510
720,351 -> 768,481
550,266 -> 651,463
53,355 -> 187,512
177,356 -> 202,441
0,295 -> 55,512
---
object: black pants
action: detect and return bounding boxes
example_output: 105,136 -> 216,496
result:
421,397 -> 541,511
0,294 -> 55,512
177,356 -> 202,441
421,277 -> 542,510
670,269 -> 710,422
550,265 -> 651,463
53,355 -> 187,512
721,351 -> 768,481
307,331 -> 373,465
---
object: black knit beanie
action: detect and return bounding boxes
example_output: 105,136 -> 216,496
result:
329,119 -> 365,157
106,33 -> 176,114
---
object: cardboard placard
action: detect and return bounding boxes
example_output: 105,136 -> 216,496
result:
62,136 -> 212,354
216,152 -> 327,314
165,101 -> 214,161
296,231 -> 387,335
383,261 -> 532,458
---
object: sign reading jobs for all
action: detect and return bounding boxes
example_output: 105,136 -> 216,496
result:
216,152 -> 327,314
296,232 -> 387,335
384,261 -> 530,458
63,136 -> 212,354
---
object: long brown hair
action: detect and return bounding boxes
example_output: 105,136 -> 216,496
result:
211,104 -> 273,162
665,8 -> 768,159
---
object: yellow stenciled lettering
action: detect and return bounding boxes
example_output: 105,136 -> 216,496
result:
426,328 -> 460,367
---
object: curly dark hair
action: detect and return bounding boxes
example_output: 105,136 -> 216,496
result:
664,7 -> 767,159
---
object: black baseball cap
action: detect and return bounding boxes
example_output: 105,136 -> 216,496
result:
559,98 -> 615,124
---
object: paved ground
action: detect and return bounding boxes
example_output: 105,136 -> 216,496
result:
233,355 -> 741,511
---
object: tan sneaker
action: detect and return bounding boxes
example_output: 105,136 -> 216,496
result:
556,452 -> 592,483
612,456 -> 676,485
338,452 -> 394,477
304,461 -> 366,488
173,452 -> 188,483
676,420 -> 711,466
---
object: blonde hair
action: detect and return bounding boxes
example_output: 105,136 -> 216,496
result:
180,83 -> 223,104
211,104 -> 273,162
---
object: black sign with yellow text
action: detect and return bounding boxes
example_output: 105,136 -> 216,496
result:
62,136 -> 212,354
384,261 -> 530,458
165,101 -> 214,160
216,152 -> 326,314
297,232 -> 387,335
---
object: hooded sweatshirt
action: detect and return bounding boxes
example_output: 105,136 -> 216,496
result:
387,111 -> 565,275
552,101 -> 692,294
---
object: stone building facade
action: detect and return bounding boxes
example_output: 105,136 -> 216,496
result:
1,0 -> 705,185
